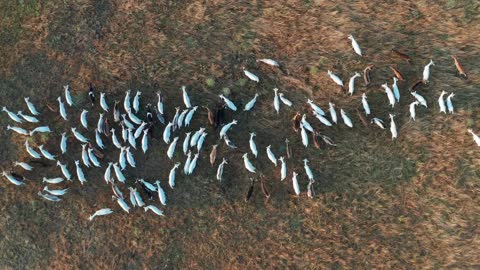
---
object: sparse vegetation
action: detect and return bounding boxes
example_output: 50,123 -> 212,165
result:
236,78 -> 247,87
206,78 -> 215,87
0,0 -> 479,269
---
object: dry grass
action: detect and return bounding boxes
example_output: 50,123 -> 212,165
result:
0,0 -> 479,269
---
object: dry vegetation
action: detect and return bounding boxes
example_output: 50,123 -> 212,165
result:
0,0 -> 479,269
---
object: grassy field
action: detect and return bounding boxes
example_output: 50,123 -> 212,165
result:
0,0 -> 479,269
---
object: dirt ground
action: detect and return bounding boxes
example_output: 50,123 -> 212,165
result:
0,0 -> 479,269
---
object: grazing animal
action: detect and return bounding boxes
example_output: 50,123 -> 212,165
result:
124,90 -> 131,112
389,66 -> 405,81
307,99 -> 325,116
244,93 -> 259,111
167,137 -> 179,159
80,110 -> 88,129
7,125 -> 28,135
224,135 -> 238,149
15,161 -> 33,171
260,176 -> 270,199
313,111 -> 332,127
371,118 -> 385,129
301,114 -> 314,132
392,77 -> 401,102
361,93 -> 370,115
104,163 -> 113,183
327,70 -> 344,87
2,107 -> 23,123
144,205 -> 164,216
244,178 -> 255,203
438,91 -> 447,114
113,101 -> 121,122
184,151 -> 192,175
356,109 -> 369,127
285,139 -> 292,159
182,86 -> 192,108
30,126 -> 51,136
303,159 -> 314,182
243,68 -> 260,83
256,58 -> 279,67
242,153 -> 256,173
279,156 -> 287,181
43,186 -> 68,196
249,133 -> 258,158
446,92 -> 455,114
348,72 -> 361,96
391,48 -> 411,63
75,160 -> 87,185
116,197 -> 130,213
363,65 -> 374,86
411,91 -> 427,107
292,172 -> 300,196
204,106 -> 215,125
382,83 -> 396,108
88,85 -> 96,106
451,55 -> 467,78
273,88 -> 280,114
169,162 -> 181,189
219,94 -> 237,111
307,180 -> 316,199
100,92 -> 109,112
409,101 -> 419,121
312,131 -> 322,149
156,92 -> 164,114
183,132 -> 191,155
219,120 -> 238,139
25,140 -> 41,159
38,191 -> 61,202
43,177 -> 64,184
300,124 -> 309,148
141,129 -> 149,153
2,171 -> 24,186
348,35 -> 362,56
216,158 -> 227,181
210,145 -> 218,166
422,59 -> 435,83
133,91 -> 141,113
292,112 -> 301,132
17,111 -> 38,123
64,85 -> 73,106
467,129 -> 480,146
71,128 -> 88,143
279,93 -> 292,107
184,106 -> 198,127
340,109 -> 353,128
410,80 -> 424,92
389,114 -> 397,140
24,97 -> 40,115
215,104 -> 225,128
155,180 -> 167,206
266,145 -> 278,166
329,102 -> 337,124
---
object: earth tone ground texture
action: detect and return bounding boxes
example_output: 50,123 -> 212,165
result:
0,0 -> 479,269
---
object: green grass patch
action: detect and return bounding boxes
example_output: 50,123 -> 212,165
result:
309,66 -> 319,76
463,1 -> 479,24
446,0 -> 458,9
72,93 -> 86,105
221,87 -> 231,96
185,36 -> 198,49
236,78 -> 247,87
206,78 -> 215,87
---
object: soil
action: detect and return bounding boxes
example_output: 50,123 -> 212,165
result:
0,1 -> 479,269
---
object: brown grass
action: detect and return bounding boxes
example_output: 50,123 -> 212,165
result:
0,0 -> 479,269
